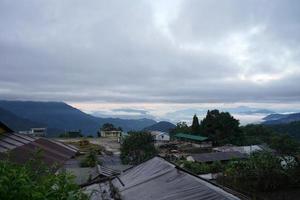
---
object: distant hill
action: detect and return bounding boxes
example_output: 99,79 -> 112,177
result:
143,121 -> 176,133
0,100 -> 156,137
263,112 -> 300,124
0,107 -> 43,131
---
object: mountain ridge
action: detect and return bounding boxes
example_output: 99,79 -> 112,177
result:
0,100 -> 156,136
143,121 -> 176,133
263,112 -> 300,124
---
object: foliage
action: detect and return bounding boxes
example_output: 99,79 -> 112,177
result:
220,152 -> 300,194
191,114 -> 200,134
241,124 -> 300,155
100,123 -> 122,131
170,122 -> 190,138
80,150 -> 99,167
240,124 -> 274,145
0,157 -> 88,200
201,110 -> 243,145
269,134 -> 299,155
79,139 -> 90,146
267,121 -> 300,140
120,132 -> 157,165
178,160 -> 224,174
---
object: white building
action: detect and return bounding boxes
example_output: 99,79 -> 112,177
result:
150,131 -> 170,142
19,127 -> 47,137
100,130 -> 122,138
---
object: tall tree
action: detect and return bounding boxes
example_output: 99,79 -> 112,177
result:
201,110 -> 242,145
191,114 -> 200,134
120,132 -> 157,165
169,121 -> 190,138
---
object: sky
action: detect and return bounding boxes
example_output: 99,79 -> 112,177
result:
1,0 -> 300,123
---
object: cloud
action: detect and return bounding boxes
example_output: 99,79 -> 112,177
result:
0,0 -> 299,108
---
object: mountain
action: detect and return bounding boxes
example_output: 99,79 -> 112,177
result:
143,121 -> 176,133
263,113 -> 287,121
0,100 -> 156,137
226,106 -> 275,115
0,107 -> 43,131
263,112 -> 300,124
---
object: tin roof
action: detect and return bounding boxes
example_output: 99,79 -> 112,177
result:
190,151 -> 248,163
112,156 -> 241,200
0,132 -> 78,167
175,133 -> 208,141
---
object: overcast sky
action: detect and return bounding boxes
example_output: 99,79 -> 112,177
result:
1,0 -> 300,122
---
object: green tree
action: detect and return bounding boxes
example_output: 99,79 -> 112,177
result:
101,123 -> 116,131
0,158 -> 87,200
270,134 -> 299,156
120,132 -> 157,165
222,152 -> 289,193
80,150 -> 99,167
241,124 -> 274,145
201,110 -> 242,145
170,122 -> 190,138
191,114 -> 200,134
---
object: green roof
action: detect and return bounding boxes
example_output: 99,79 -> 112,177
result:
175,133 -> 208,141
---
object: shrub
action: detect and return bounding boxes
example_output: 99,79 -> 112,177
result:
0,159 -> 88,200
120,132 -> 157,165
80,150 -> 98,167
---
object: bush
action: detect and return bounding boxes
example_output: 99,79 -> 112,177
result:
80,150 -> 99,167
178,160 -> 223,174
221,152 -> 290,192
120,132 -> 157,165
79,139 -> 90,146
0,159 -> 88,200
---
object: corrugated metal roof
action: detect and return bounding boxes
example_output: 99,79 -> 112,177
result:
97,165 -> 120,177
191,151 -> 248,163
175,133 -> 208,141
0,132 -> 78,168
112,157 -> 241,200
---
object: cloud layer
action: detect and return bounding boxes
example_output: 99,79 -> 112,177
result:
1,0 -> 300,106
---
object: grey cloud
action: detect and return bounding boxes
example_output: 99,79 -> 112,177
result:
0,0 -> 299,106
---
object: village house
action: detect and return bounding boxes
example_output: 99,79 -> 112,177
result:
0,121 -> 78,168
84,156 -> 245,200
100,130 -> 122,138
174,132 -> 212,147
150,131 -> 170,142
19,127 -> 47,137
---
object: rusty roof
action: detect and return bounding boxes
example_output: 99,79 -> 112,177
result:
0,132 -> 78,168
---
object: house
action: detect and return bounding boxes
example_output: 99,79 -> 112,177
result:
84,156 -> 244,200
0,121 -> 78,169
187,151 -> 248,163
150,131 -> 170,142
100,130 -> 122,138
19,127 -> 47,137
213,145 -> 264,155
175,133 -> 212,147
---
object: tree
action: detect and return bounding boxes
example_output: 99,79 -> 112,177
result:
0,158 -> 88,200
170,121 -> 190,137
222,152 -> 289,193
200,110 -> 242,145
120,132 -> 157,165
191,114 -> 200,134
101,123 -> 116,131
80,150 -> 99,167
241,124 -> 274,145
270,134 -> 299,156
